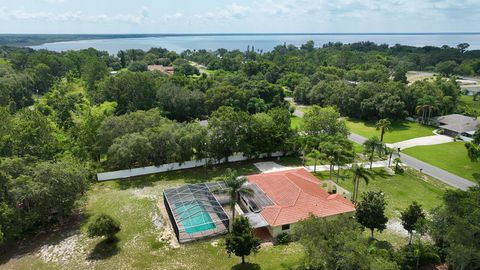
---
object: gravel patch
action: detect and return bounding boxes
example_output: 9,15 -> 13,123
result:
38,232 -> 94,267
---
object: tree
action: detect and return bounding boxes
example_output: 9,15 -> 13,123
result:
376,118 -> 391,142
400,202 -> 425,245
356,191 -> 388,238
156,82 -> 206,121
303,105 -> 349,137
6,109 -> 60,159
393,157 -> 403,173
82,57 -> 108,91
96,71 -> 158,114
436,61 -> 458,76
225,216 -> 260,265
385,147 -> 396,167
293,215 -> 390,269
363,136 -> 381,169
350,164 -> 374,203
307,149 -> 325,173
87,214 -> 121,239
457,43 -> 470,53
429,186 -> 480,269
465,142 -> 480,162
208,106 -> 250,162
127,61 -> 148,72
217,169 -> 253,223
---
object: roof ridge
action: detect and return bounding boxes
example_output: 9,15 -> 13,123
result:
271,207 -> 282,225
286,171 -> 327,199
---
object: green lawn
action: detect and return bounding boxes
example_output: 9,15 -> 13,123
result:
403,142 -> 480,183
459,95 -> 480,112
313,168 -> 451,217
0,162 -> 304,270
290,116 -> 303,130
345,118 -> 435,143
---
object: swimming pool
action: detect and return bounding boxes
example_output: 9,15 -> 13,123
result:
176,201 -> 216,234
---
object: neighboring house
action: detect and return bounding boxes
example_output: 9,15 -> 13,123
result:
147,65 -> 174,75
240,168 -> 355,239
433,114 -> 479,139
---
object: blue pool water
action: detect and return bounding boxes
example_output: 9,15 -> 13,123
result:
176,201 -> 216,234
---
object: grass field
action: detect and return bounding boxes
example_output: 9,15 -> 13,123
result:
314,168 -> 451,217
403,142 -> 480,183
290,116 -> 303,130
345,118 -> 435,143
0,158 -> 454,269
459,95 -> 480,112
0,162 -> 305,270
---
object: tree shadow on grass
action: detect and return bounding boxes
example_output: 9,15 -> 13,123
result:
231,262 -> 261,270
472,172 -> 480,184
87,236 -> 119,261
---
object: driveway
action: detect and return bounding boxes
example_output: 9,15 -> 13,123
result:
387,135 -> 453,150
254,162 -> 298,173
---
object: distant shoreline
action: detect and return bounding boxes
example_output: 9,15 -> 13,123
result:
2,32 -> 480,47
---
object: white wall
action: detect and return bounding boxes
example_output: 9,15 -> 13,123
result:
97,152 -> 285,181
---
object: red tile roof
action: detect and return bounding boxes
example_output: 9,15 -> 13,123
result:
246,168 -> 355,226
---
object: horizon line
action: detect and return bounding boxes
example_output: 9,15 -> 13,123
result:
2,32 -> 480,36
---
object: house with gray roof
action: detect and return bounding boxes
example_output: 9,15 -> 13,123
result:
433,114 -> 479,139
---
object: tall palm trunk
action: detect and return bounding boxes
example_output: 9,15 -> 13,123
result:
380,128 -> 385,142
369,146 -> 375,169
231,192 -> 238,221
329,164 -> 333,179
336,163 -> 340,182
353,175 -> 359,202
313,158 -> 317,173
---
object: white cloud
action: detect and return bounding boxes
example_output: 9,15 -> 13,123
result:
195,3 -> 251,21
0,6 -> 153,25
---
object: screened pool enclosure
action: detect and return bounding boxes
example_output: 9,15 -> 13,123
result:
163,182 -> 230,243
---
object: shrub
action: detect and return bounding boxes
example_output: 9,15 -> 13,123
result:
87,214 -> 121,239
128,61 -> 148,72
276,232 -> 291,245
395,243 -> 440,269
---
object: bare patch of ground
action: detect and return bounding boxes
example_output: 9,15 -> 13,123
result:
38,232 -> 95,267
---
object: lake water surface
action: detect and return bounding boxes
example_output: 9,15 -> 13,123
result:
31,33 -> 480,54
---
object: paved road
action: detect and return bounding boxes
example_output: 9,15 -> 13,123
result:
398,153 -> 476,190
349,132 -> 476,190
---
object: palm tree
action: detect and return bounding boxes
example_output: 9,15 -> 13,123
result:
393,157 -> 403,173
416,96 -> 440,125
334,149 -> 355,183
375,118 -> 391,142
384,147 -> 395,167
307,149 -> 325,173
218,169 -> 253,224
363,136 -> 381,169
350,164 -> 374,203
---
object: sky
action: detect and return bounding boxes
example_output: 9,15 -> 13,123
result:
0,0 -> 479,34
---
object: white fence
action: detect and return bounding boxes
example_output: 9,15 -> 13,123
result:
96,152 -> 285,181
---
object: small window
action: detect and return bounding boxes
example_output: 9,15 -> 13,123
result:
281,224 -> 290,231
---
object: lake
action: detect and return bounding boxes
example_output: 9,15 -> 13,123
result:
30,33 -> 480,54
